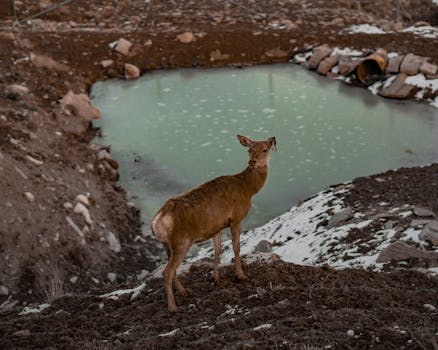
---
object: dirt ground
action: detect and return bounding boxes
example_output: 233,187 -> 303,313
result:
0,0 -> 438,348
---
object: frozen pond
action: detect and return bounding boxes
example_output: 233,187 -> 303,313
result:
91,64 -> 438,230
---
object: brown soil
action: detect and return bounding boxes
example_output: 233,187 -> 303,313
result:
0,0 -> 437,348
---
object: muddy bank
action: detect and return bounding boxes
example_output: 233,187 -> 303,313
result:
0,0 -> 437,308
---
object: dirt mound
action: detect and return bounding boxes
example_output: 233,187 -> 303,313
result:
1,260 -> 437,349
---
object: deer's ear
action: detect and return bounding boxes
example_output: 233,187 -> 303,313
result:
237,134 -> 253,147
267,136 -> 277,151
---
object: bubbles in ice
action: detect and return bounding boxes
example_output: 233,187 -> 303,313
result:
200,142 -> 212,147
262,108 -> 277,114
162,88 -> 171,92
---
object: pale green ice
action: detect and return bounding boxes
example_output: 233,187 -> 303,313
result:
91,64 -> 438,230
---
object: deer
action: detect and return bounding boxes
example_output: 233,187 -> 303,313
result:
151,134 -> 277,312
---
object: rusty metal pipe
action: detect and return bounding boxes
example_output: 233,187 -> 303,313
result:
356,49 -> 388,86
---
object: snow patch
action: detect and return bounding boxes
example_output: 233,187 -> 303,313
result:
405,74 -> 438,92
101,282 -> 146,300
19,303 -> 50,315
344,24 -> 387,34
403,26 -> 438,39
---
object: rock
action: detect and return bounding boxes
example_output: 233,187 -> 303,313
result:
279,19 -> 296,30
106,231 -> 121,253
97,149 -> 111,160
420,221 -> 438,245
414,21 -> 431,27
327,207 -> 353,229
419,62 -> 438,77
376,240 -> 438,263
64,202 -> 73,209
0,285 -> 9,296
100,59 -> 114,68
265,47 -> 288,58
317,54 -> 340,75
61,91 -> 101,125
210,49 -> 230,62
423,304 -> 436,311
24,192 -> 34,202
254,240 -> 272,253
410,219 -> 432,227
124,63 -> 140,80
176,32 -> 195,44
242,253 -> 280,264
73,202 -> 92,225
69,276 -> 78,284
400,54 -> 424,76
107,273 -> 117,283
347,330 -> 355,337
338,57 -> 363,75
386,55 -> 405,74
113,38 -> 133,56
30,53 -> 69,72
13,329 -> 31,337
379,74 -> 417,99
6,84 -> 30,99
307,45 -> 333,70
0,32 -> 15,41
413,207 -> 435,218
75,194 -> 90,207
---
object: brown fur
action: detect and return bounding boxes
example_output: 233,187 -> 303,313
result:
151,134 -> 276,312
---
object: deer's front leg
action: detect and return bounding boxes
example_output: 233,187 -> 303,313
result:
231,223 -> 246,280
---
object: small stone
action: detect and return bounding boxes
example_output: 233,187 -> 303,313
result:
97,149 -> 111,160
98,303 -> 104,310
423,304 -> 436,311
64,202 -> 73,209
265,47 -> 288,58
254,240 -> 272,253
420,62 -> 438,77
13,329 -> 31,337
74,202 -> 92,225
69,276 -> 78,284
327,207 -> 353,229
114,38 -> 133,56
100,59 -> 114,68
0,285 -> 9,295
317,54 -> 340,75
75,194 -> 90,207
413,207 -> 435,218
347,329 -> 355,337
210,49 -> 230,62
376,240 -> 438,262
280,19 -> 296,30
414,21 -> 431,27
6,84 -> 30,98
106,231 -> 121,253
410,219 -> 431,227
30,53 -> 69,72
107,273 -> 117,282
144,39 -> 152,46
176,32 -> 195,44
24,192 -> 34,202
124,63 -> 140,80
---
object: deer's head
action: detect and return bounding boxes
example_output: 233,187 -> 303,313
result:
238,134 -> 277,167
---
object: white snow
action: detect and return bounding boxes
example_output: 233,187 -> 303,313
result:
405,74 -> 438,92
403,26 -> 438,39
159,328 -> 180,337
434,0 -> 438,5
254,323 -> 272,331
19,303 -> 50,315
344,24 -> 387,34
331,47 -> 364,56
101,282 -> 146,300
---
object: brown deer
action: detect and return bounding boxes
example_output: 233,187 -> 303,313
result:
151,134 -> 277,312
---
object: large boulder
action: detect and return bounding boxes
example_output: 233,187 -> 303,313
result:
377,240 -> 438,263
419,221 -> 438,245
379,74 -> 417,99
400,54 -> 424,76
307,45 -> 333,70
386,55 -> 405,74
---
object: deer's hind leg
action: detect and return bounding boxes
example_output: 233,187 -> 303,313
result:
162,239 -> 191,312
163,242 -> 187,296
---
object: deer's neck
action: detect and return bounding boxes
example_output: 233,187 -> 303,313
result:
238,163 -> 268,196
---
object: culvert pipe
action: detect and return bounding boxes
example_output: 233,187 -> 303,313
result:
356,49 -> 388,86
